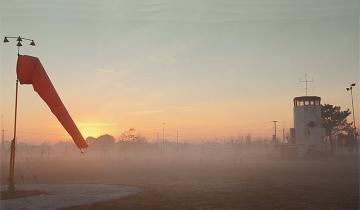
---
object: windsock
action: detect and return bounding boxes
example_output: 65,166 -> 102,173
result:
16,55 -> 88,150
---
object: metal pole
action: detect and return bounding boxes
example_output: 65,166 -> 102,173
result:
350,88 -> 356,130
272,121 -> 278,143
274,123 -> 277,142
8,79 -> 19,192
300,73 -> 313,96
282,127 -> 285,143
3,35 -> 35,192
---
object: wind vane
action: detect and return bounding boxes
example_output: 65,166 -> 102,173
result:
300,73 -> 313,96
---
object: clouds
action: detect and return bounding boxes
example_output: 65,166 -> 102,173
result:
1,0 -> 358,21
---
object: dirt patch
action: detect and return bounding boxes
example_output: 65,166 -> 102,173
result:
1,190 -> 48,200
0,184 -> 141,210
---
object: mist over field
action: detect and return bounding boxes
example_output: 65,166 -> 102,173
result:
1,135 -> 359,209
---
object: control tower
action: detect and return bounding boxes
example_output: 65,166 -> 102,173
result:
293,96 -> 325,156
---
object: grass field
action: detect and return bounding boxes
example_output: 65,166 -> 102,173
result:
56,157 -> 359,210
1,150 -> 359,210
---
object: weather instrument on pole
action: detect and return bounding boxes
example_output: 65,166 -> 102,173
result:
3,36 -> 35,192
3,36 -> 87,192
16,55 -> 88,149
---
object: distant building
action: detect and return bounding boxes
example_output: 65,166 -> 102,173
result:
292,96 -> 325,157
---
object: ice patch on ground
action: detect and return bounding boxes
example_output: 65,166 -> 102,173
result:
1,184 -> 142,210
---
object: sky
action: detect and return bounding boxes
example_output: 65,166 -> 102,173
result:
0,0 -> 359,144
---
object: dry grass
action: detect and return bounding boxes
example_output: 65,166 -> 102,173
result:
55,158 -> 359,210
1,150 -> 358,210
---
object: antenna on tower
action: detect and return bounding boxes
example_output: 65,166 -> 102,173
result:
300,73 -> 314,96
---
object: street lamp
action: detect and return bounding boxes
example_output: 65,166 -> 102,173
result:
346,83 -> 356,132
4,36 -> 36,54
3,35 -> 36,192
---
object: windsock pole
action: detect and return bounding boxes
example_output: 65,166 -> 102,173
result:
3,36 -> 35,192
8,79 -> 18,192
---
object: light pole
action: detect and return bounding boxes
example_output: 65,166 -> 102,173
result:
272,121 -> 278,144
3,36 -> 36,192
346,83 -> 357,132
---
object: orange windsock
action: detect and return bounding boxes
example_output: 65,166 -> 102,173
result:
17,55 -> 88,150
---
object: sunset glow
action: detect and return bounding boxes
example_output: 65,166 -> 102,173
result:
0,1 -> 358,144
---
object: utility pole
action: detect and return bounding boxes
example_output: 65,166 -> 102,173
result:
282,122 -> 285,143
272,121 -> 278,144
4,36 -> 36,192
300,73 -> 313,96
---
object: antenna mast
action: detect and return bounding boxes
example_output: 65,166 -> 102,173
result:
300,73 -> 314,96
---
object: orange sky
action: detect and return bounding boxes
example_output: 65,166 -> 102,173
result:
7,90 -> 293,144
1,1 -> 358,144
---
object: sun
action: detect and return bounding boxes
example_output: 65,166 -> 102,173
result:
79,124 -> 102,138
